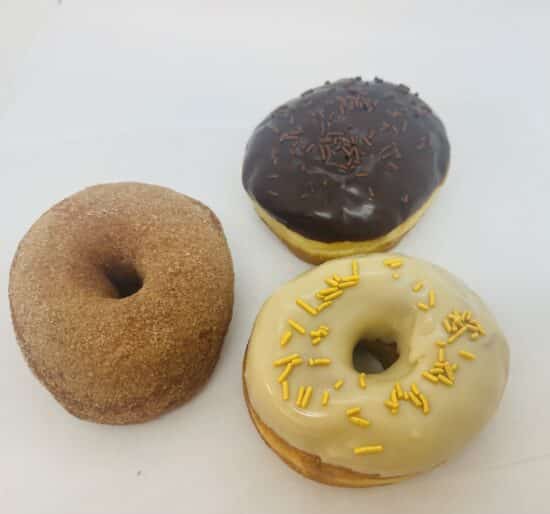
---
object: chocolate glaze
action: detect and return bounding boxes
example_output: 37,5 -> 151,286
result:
242,78 -> 450,242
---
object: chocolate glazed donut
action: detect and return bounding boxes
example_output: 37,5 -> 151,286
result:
242,77 -> 450,263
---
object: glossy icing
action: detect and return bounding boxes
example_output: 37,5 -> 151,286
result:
242,78 -> 450,242
244,254 -> 508,477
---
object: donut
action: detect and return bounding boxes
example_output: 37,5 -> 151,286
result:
242,77 -> 450,264
9,183 -> 234,424
243,254 -> 508,486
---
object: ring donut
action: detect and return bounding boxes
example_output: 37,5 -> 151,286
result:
9,182 -> 234,424
243,254 -> 508,486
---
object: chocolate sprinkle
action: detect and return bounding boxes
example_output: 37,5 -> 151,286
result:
242,77 -> 450,242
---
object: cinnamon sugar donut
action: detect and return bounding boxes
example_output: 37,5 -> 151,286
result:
9,183 -> 234,424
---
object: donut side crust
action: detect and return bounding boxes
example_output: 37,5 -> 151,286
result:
252,181 -> 442,264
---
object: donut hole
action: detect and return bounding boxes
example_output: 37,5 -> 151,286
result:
104,262 -> 143,299
352,339 -> 399,374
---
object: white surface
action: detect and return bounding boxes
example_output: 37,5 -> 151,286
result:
1,2 -> 549,513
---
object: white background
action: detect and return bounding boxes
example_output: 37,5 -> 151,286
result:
1,1 -> 549,513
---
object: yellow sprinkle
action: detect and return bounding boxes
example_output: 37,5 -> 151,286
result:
452,363 -> 458,371
310,329 -> 320,337
409,391 -> 422,407
429,289 -> 436,308
443,319 -> 452,334
317,301 -> 332,312
354,445 -> 384,455
334,379 -> 344,390
325,278 -> 338,287
463,311 -> 472,321
412,281 -> 424,292
434,362 -> 447,369
459,350 -> 476,360
392,272 -> 400,280
417,302 -> 430,312
319,287 -> 338,296
296,298 -> 318,316
282,381 -> 289,401
338,280 -> 359,289
448,325 -> 467,343
444,363 -> 455,380
320,325 -> 329,331
323,290 -> 344,301
395,382 -> 404,399
301,386 -> 313,408
403,391 -> 409,400
383,257 -> 402,266
280,330 -> 292,347
449,311 -> 462,322
312,337 -> 322,345
333,274 -> 342,282
346,407 -> 361,417
322,390 -> 330,406
313,358 -> 331,366
430,368 -> 445,375
278,363 -> 294,383
359,373 -> 367,389
470,332 -> 480,341
438,375 -> 454,386
290,357 -> 303,366
411,383 -> 420,396
466,319 -> 485,333
342,275 -> 359,282
296,386 -> 305,406
466,323 -> 481,332
438,348 -> 446,362
349,416 -> 371,428
288,319 -> 306,334
352,260 -> 359,277
391,389 -> 398,404
436,340 -> 447,348
308,358 -> 315,366
383,258 -> 402,269
420,393 -> 430,414
384,400 -> 399,410
422,371 -> 439,384
273,353 -> 300,367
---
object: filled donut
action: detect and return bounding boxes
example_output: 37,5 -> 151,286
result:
9,182 -> 234,424
242,77 -> 450,264
243,254 -> 508,486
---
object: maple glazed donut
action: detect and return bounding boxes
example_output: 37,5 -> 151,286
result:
9,183 -> 234,424
242,77 -> 450,264
243,254 -> 508,486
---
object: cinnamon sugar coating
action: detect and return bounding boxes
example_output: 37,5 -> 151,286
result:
9,183 -> 234,424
